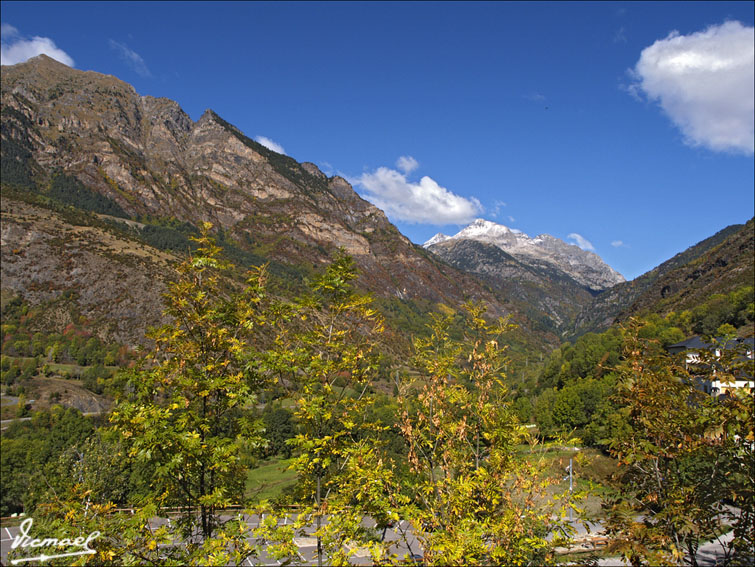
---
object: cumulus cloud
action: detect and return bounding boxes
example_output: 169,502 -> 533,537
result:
109,39 -> 151,77
357,166 -> 483,225
396,155 -> 419,174
630,21 -> 754,154
567,233 -> 595,251
1,24 -> 74,67
255,136 -> 286,155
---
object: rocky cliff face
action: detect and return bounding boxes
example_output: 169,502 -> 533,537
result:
1,55 -> 507,314
5,55 -> 550,354
425,219 -> 625,292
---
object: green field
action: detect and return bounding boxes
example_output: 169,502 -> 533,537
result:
245,457 -> 297,504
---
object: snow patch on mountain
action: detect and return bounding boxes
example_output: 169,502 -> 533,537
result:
424,232 -> 452,247
424,219 -> 625,291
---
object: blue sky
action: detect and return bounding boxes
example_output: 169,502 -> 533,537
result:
2,1 -> 753,280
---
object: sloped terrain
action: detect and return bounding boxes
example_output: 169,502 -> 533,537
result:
571,222 -> 750,336
616,219 -> 754,321
1,55 -> 477,306
427,238 -> 596,335
1,55 -> 566,360
1,196 -> 172,347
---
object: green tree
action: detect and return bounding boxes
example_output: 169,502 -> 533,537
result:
0,406 -> 95,515
391,303 -> 572,565
605,322 -> 755,566
258,250 -> 386,567
261,405 -> 295,458
110,223 -> 269,547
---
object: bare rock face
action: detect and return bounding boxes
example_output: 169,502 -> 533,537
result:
1,55 -> 515,333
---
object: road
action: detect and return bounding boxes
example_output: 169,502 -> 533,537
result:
2,514 -> 748,566
1,513 -> 421,566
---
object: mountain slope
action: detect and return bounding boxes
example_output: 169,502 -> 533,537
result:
425,219 -> 625,291
423,219 -> 625,336
1,55 -> 568,359
616,219 -> 754,322
427,238 -> 596,334
571,221 -> 750,336
1,197 -> 171,347
0,56 -> 492,305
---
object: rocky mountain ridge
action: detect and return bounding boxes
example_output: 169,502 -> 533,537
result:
1,55 -> 567,356
424,219 -> 752,340
425,237 -> 596,335
0,56 -> 485,303
425,219 -> 625,291
571,221 -> 751,336
2,55 -> 749,357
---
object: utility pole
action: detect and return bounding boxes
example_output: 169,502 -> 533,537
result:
564,458 -> 573,524
569,457 -> 573,524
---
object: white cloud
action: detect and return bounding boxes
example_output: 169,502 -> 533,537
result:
255,136 -> 286,155
631,21 -> 754,155
1,24 -> 74,67
1,23 -> 19,38
108,39 -> 150,77
357,166 -> 483,225
611,240 -> 626,248
567,233 -> 595,251
396,155 -> 419,174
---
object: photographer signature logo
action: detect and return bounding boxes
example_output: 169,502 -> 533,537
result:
10,517 -> 101,564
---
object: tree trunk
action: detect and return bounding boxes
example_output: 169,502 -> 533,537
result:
317,472 -> 323,567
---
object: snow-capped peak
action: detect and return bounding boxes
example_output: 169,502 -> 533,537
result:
423,233 -> 451,247
424,218 -> 625,290
457,219 -> 523,238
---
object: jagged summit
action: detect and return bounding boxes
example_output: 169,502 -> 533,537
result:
424,232 -> 451,247
425,219 -> 625,291
460,218 -> 524,236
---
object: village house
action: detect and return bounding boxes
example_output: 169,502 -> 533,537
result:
667,336 -> 755,396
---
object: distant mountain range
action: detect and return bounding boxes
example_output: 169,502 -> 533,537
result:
423,219 -> 627,335
1,54 -> 751,356
425,219 -> 625,291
